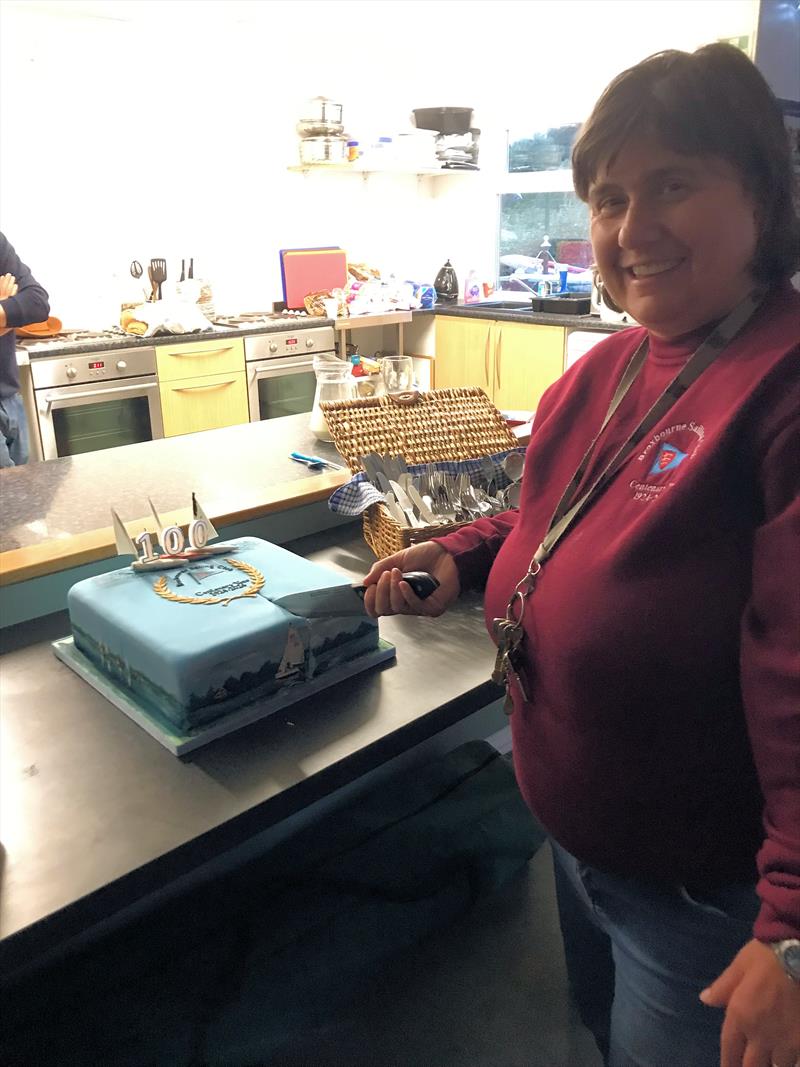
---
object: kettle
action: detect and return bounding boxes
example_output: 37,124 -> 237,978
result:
434,259 -> 459,303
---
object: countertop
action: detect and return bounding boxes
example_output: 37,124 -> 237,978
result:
0,414 -> 348,579
431,302 -> 628,331
17,304 -> 622,364
0,523 -> 504,977
16,317 -> 337,360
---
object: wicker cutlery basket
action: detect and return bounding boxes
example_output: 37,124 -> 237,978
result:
321,387 -> 518,558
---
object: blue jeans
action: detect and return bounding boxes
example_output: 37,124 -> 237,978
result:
0,392 -> 29,466
550,839 -> 759,1067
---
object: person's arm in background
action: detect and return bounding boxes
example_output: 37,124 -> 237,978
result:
0,232 -> 49,335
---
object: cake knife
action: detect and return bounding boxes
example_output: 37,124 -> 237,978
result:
272,572 -> 439,617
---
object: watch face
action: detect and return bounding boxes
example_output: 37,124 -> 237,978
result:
784,942 -> 800,980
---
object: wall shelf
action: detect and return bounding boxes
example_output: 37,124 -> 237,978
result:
288,164 -> 478,179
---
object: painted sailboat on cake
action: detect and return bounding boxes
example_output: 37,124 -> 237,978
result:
112,494 -> 237,572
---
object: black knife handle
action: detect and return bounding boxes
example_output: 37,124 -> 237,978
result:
401,571 -> 440,599
356,572 -> 440,600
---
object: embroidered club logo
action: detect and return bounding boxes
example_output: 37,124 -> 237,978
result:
649,442 -> 688,476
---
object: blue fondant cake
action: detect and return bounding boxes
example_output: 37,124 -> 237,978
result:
68,537 -> 379,732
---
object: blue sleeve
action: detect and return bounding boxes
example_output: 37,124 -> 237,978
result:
0,232 -> 50,328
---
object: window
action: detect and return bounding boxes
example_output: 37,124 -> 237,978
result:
498,124 -> 592,289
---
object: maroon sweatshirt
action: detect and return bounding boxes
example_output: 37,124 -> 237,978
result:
435,285 -> 800,942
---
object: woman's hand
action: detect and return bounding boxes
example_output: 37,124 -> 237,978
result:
700,938 -> 800,1067
362,541 -> 460,619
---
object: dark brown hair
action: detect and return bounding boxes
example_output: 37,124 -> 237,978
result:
572,43 -> 800,285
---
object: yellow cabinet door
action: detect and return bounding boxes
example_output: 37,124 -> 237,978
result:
493,322 -> 564,412
159,370 -> 249,438
156,337 -> 245,383
434,317 -> 494,394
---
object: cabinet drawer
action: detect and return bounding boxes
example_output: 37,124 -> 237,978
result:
159,370 -> 249,438
156,336 -> 245,382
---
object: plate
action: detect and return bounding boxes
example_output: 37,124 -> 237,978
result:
15,316 -> 63,338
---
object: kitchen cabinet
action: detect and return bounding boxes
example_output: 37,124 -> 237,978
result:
434,317 -> 564,410
159,369 -> 249,437
155,336 -> 245,382
156,336 -> 249,437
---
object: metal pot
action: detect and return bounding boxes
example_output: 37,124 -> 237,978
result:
296,118 -> 344,139
301,96 -> 343,127
299,136 -> 348,165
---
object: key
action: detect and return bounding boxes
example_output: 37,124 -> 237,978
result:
491,619 -> 517,686
507,640 -> 530,699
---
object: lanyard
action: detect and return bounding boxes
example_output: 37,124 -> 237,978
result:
492,289 -> 765,709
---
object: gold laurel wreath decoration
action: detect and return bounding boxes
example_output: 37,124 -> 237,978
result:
153,559 -> 265,607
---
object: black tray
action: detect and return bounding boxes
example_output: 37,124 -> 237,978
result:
530,295 -> 591,315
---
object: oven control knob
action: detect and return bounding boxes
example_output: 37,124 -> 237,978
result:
269,342 -> 278,353
116,360 -> 127,371
305,338 -> 314,348
66,365 -> 77,379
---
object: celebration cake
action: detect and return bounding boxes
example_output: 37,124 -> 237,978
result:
67,536 -> 379,733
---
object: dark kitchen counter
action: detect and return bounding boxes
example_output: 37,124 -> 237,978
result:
428,302 -> 629,332
18,306 -> 624,363
17,318 -> 336,360
0,523 -> 506,979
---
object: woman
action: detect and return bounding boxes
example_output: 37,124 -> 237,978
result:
363,44 -> 800,1067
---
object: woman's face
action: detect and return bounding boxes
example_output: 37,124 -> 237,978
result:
588,136 -> 760,338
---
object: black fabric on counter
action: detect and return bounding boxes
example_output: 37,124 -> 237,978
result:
0,740 -> 544,1067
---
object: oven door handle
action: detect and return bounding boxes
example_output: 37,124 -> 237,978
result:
44,381 -> 159,410
250,359 -> 315,378
172,379 -> 238,392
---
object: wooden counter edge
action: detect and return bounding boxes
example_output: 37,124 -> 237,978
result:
0,471 -> 347,586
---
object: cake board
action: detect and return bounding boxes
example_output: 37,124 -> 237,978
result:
52,636 -> 396,757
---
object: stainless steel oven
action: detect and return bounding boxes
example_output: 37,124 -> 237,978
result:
245,326 -> 335,421
30,346 -> 164,460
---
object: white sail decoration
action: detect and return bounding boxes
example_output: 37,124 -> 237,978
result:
147,497 -> 166,543
111,509 -> 138,558
192,492 -> 219,541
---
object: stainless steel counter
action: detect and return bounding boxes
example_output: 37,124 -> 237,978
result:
0,524 -> 503,978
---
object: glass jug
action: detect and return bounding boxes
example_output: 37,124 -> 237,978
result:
310,355 -> 355,441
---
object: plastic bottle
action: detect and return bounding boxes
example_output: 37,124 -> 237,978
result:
464,270 -> 481,304
537,234 -> 558,275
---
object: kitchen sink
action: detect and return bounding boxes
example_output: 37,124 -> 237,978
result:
477,296 -> 592,316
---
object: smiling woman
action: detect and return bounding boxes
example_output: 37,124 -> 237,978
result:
572,43 -> 800,335
365,39 -> 800,1067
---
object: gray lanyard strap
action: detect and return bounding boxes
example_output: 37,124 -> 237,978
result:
493,289 -> 765,707
533,289 -> 765,566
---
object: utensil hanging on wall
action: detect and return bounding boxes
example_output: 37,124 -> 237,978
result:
150,258 -> 167,301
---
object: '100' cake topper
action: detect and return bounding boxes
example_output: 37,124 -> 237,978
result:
111,494 -> 238,572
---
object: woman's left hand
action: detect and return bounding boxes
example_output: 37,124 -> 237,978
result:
700,939 -> 800,1067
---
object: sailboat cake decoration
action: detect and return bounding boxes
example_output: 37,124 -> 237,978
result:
112,494 -> 238,572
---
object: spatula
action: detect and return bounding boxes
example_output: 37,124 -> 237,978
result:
150,258 -> 167,301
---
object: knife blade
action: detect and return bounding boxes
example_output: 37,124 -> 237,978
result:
389,479 -> 422,527
272,572 -> 440,617
404,483 -> 438,525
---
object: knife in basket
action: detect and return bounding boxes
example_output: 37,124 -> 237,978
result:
273,572 -> 440,617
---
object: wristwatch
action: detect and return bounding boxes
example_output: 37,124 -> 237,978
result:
770,939 -> 800,982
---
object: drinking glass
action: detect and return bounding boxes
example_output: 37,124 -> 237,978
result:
380,355 -> 414,394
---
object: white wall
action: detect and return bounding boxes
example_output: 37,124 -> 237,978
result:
0,0 -> 757,328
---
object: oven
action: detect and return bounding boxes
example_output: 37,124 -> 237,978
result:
245,326 -> 335,422
30,346 -> 164,460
